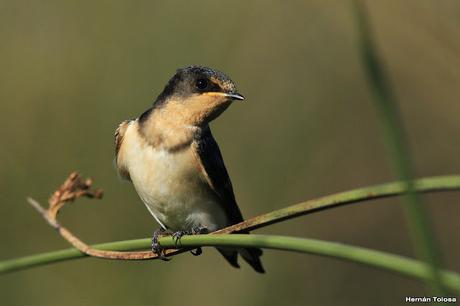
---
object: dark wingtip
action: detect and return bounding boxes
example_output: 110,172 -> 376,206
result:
217,248 -> 240,269
246,253 -> 265,273
249,260 -> 266,274
241,248 -> 266,274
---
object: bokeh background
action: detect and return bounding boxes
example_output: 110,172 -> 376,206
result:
1,1 -> 459,305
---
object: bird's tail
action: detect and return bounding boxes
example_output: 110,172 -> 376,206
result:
239,247 -> 265,273
217,246 -> 265,273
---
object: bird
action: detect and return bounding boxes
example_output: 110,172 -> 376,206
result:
114,66 -> 265,273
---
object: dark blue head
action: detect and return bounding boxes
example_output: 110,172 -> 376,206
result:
154,66 -> 244,107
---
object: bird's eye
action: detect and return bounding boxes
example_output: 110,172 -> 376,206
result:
195,78 -> 208,90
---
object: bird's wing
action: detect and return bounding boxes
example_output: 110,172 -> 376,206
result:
114,120 -> 132,180
194,127 -> 244,225
194,127 -> 265,273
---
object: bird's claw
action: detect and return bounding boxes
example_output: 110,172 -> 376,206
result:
171,226 -> 208,255
190,247 -> 202,256
172,231 -> 186,248
151,228 -> 171,261
191,226 -> 209,235
151,226 -> 208,259
189,226 -> 207,256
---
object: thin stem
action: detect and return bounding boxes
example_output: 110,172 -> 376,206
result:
354,2 -> 446,294
1,175 -> 460,275
26,175 -> 460,261
217,175 -> 460,234
1,234 -> 459,292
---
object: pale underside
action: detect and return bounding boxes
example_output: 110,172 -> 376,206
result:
117,120 -> 228,232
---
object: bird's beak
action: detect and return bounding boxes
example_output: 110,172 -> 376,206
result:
203,92 -> 245,101
224,93 -> 245,101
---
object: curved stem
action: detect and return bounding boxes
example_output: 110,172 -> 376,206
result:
1,234 -> 459,292
1,175 -> 459,286
25,175 -> 460,261
217,175 -> 460,233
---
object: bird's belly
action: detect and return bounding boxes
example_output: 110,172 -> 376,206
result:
124,138 -> 227,231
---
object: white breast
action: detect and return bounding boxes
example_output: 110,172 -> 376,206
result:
120,122 -> 227,232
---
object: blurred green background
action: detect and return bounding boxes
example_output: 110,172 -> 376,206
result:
1,1 -> 459,305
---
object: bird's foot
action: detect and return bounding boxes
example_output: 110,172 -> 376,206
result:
151,228 -> 171,261
191,225 -> 209,235
189,226 -> 207,256
190,247 -> 202,256
172,230 -> 186,248
171,226 -> 208,255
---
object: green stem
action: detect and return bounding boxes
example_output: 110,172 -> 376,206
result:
354,2 -> 447,294
1,234 -> 460,292
2,175 -> 460,279
221,175 -> 460,233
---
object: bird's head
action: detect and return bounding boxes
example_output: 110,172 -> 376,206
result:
151,66 -> 244,126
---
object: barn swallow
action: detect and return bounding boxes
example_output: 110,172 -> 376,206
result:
114,66 -> 265,273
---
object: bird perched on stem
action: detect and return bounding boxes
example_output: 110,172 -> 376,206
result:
114,66 -> 265,273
